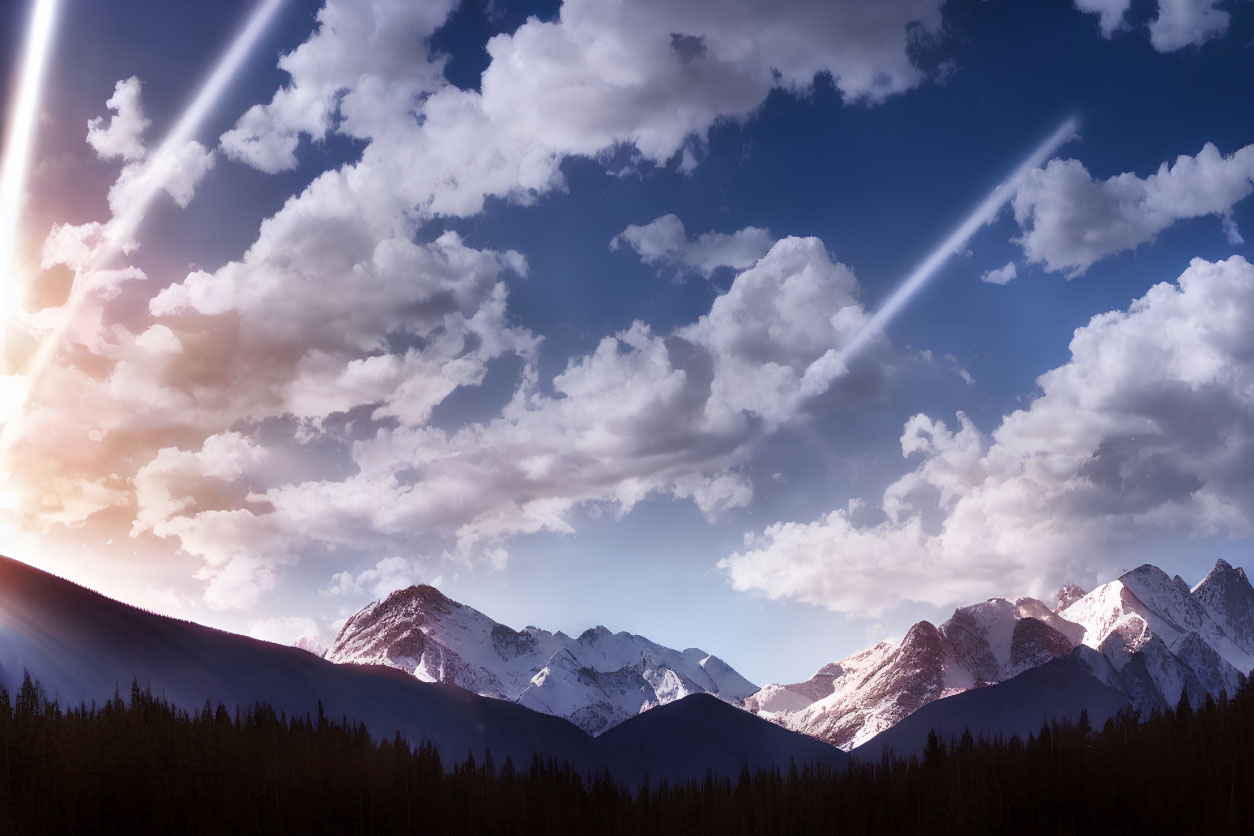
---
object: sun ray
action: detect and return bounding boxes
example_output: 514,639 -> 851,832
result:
0,0 -> 59,374
833,117 -> 1079,372
0,0 -> 285,452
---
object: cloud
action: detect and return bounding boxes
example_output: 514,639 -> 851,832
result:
721,256 -> 1254,615
108,138 -> 216,213
1013,142 -> 1254,276
1074,0 -> 1134,37
979,261 -> 1018,285
132,237 -> 884,598
84,76 -> 217,217
1074,0 -> 1232,50
1148,0 -> 1231,52
225,0 -> 947,195
86,77 -> 150,162
248,615 -> 323,647
9,0 -> 941,610
220,0 -> 456,173
611,214 -> 773,275
323,556 -> 440,599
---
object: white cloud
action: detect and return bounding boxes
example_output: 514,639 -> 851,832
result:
220,0 -> 456,172
109,138 -> 216,213
133,237 -> 883,594
611,214 -> 773,275
1148,0 -> 1230,52
11,0 -> 945,611
1074,0 -> 1133,37
248,615 -> 323,647
1074,0 -> 1232,50
86,77 -> 150,162
84,77 -> 217,217
979,261 -> 1018,285
225,0 -> 947,195
1223,214 -> 1245,246
722,256 -> 1254,615
1013,142 -> 1254,276
323,556 -> 439,599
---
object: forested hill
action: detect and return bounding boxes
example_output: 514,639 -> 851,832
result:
1,672 -> 1252,834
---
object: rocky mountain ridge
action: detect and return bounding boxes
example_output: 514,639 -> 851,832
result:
747,559 -> 1254,750
325,584 -> 758,735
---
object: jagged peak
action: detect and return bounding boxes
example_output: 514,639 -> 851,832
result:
1194,557 -> 1250,587
1052,583 -> 1087,613
901,620 -> 942,647
382,583 -> 452,606
578,625 -> 611,642
1121,563 -> 1171,584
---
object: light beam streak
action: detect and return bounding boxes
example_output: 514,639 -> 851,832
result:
1,0 -> 284,450
0,0 -> 59,373
830,117 -> 1079,375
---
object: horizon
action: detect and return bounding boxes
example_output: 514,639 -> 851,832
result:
0,548 -> 1244,687
1,0 -> 1253,686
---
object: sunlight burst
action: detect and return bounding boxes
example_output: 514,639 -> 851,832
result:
0,0 -> 59,374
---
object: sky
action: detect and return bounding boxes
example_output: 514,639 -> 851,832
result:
1,0 -> 1253,686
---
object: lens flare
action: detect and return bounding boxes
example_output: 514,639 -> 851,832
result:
825,117 -> 1079,378
1,0 -> 284,450
0,0 -> 59,373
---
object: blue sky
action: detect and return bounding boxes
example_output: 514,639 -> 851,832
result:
2,0 -> 1254,684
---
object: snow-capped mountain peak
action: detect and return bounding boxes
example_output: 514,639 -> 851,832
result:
1058,562 -> 1251,708
745,595 -> 1079,750
325,585 -> 757,735
1193,558 -> 1254,657
1052,583 -> 1087,613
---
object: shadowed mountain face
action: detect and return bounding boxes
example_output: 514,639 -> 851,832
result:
852,647 -> 1131,760
0,555 -> 598,772
597,693 -> 847,788
0,555 -> 837,786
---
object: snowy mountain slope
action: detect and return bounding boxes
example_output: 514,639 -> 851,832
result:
745,596 -> 1080,750
1193,559 -> 1254,657
853,646 -> 1130,760
0,555 -> 598,772
0,555 -> 845,788
325,585 -> 757,735
1060,563 -> 1251,707
766,560 -> 1253,753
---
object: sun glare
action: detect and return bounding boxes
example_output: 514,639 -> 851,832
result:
0,0 -> 58,375
0,0 -> 285,454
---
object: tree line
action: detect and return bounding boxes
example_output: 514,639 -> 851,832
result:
0,671 -> 1250,833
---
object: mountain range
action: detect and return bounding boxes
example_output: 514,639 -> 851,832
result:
0,555 -> 842,786
1,552 -> 1251,774
324,583 -> 758,735
745,560 -> 1254,754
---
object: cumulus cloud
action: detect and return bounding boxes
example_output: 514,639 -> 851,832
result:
9,0 -> 941,610
224,0 -> 947,195
324,556 -> 439,599
108,139 -> 216,214
1148,0 -> 1231,51
1013,142 -> 1254,276
1074,0 -> 1232,50
611,214 -> 773,275
979,261 -> 1018,285
220,0 -> 456,172
83,76 -> 217,218
721,256 -> 1254,615
86,77 -> 150,162
1074,0 -> 1134,37
132,237 -> 884,594
248,615 -> 324,647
